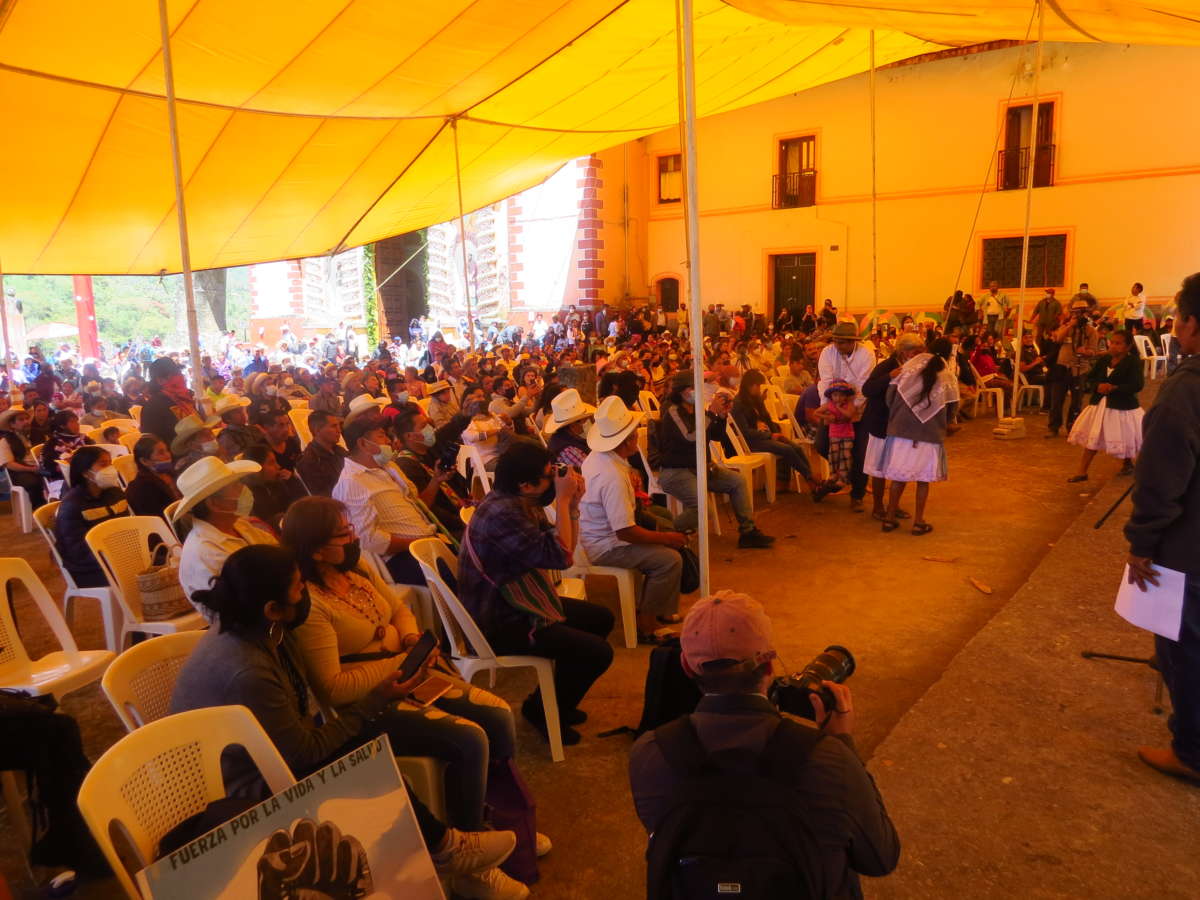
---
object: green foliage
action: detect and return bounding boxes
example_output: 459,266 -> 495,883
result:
363,244 -> 379,345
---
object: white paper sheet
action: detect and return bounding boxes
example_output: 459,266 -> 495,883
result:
1114,564 -> 1186,641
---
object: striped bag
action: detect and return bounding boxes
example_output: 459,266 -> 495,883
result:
462,526 -> 565,628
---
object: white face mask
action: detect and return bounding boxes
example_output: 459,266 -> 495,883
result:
90,465 -> 121,490
419,425 -> 436,447
682,389 -> 696,406
236,486 -> 254,517
264,385 -> 278,396
201,440 -> 220,455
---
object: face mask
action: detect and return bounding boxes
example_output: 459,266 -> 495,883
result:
264,385 -> 278,396
393,391 -> 409,405
372,443 -> 395,466
201,440 -> 220,455
419,425 -> 436,447
152,460 -> 174,474
288,588 -> 312,630
91,466 -> 121,490
682,389 -> 696,406
335,538 -> 362,573
236,485 -> 254,517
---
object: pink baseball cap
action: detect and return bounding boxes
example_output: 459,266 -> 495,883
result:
680,590 -> 775,672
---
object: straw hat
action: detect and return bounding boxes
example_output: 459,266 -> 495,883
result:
343,393 -> 388,427
0,407 -> 27,430
173,455 -> 261,520
427,379 -> 451,396
213,394 -> 251,418
544,389 -> 595,435
171,413 -> 220,455
587,395 -> 643,452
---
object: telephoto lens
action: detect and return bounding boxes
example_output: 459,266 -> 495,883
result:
768,645 -> 856,720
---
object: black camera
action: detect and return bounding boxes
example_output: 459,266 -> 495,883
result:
768,645 -> 856,720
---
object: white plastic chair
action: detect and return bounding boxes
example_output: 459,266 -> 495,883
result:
33,501 -> 121,652
118,431 -> 146,453
563,542 -> 639,650
409,537 -> 566,762
128,404 -> 143,428
969,362 -> 1006,419
288,406 -> 313,449
161,499 -> 186,542
85,516 -> 207,650
1133,333 -> 1166,380
637,390 -> 661,418
104,418 -> 140,435
1014,371 -> 1045,411
113,452 -> 139,488
0,557 -> 114,699
9,483 -> 32,533
78,705 -> 294,898
722,417 -> 776,510
101,630 -> 207,732
463,443 -> 493,496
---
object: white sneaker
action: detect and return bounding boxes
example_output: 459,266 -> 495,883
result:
452,867 -> 530,899
433,828 -> 517,877
535,832 -> 552,857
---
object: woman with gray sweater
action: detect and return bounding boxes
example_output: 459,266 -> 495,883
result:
169,545 -> 526,899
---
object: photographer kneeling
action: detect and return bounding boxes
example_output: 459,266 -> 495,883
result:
628,591 -> 899,900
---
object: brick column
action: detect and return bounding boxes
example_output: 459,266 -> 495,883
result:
576,155 -> 604,308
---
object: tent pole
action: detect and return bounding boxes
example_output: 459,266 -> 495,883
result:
0,263 -> 11,379
675,0 -> 710,597
869,30 -> 878,314
1015,0 -> 1045,403
157,0 -> 205,401
451,118 -> 477,353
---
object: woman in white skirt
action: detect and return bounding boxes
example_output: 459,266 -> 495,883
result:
1067,330 -> 1144,482
876,340 -> 956,535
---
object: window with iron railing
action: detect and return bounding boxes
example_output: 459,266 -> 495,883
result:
981,233 -> 1066,288
997,144 -> 1056,190
774,135 -> 817,208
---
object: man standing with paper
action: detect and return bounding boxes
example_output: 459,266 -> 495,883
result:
1124,273 -> 1200,786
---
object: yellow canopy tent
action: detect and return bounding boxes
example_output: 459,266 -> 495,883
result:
2,0 -> 1197,276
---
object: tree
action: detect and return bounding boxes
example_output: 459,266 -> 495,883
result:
195,269 -> 228,332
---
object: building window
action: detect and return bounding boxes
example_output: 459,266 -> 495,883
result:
981,234 -> 1067,288
998,101 -> 1055,190
657,154 -> 682,204
773,136 -> 816,209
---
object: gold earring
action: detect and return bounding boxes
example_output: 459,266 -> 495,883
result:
268,620 -> 283,645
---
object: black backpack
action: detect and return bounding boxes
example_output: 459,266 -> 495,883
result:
646,715 -> 827,900
636,637 -> 702,736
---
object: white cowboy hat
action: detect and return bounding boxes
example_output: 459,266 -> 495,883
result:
426,379 -> 451,396
173,455 -> 260,520
213,394 -> 251,417
343,393 -> 388,427
170,413 -> 220,455
587,395 -> 642,452
544,389 -> 595,435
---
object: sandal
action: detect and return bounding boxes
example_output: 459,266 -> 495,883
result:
1067,474 -> 1088,483
881,520 -> 900,532
895,509 -> 912,520
875,509 -> 912,521
911,522 -> 934,536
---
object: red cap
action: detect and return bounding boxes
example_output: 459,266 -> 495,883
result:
680,590 -> 775,673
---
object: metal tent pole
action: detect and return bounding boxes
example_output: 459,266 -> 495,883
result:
1014,0 -> 1046,407
157,0 -> 205,399
869,29 -> 879,314
0,263 -> 11,379
676,0 -> 710,596
451,118 -> 477,353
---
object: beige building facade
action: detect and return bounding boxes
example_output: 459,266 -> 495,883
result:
594,41 -> 1199,320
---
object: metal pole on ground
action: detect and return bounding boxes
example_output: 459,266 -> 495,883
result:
869,29 -> 879,314
1014,0 -> 1046,414
157,0 -> 205,399
0,264 -> 11,379
451,118 -> 477,353
676,0 -> 710,596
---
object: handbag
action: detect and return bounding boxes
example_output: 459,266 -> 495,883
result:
462,525 -> 565,628
137,543 -> 191,621
677,544 -> 701,595
485,759 -> 539,885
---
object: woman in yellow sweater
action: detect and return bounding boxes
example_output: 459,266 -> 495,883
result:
282,496 -> 516,832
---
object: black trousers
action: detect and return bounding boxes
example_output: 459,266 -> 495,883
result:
1156,577 -> 1200,771
385,549 -> 429,586
491,598 -> 615,714
849,420 -> 869,501
1047,369 -> 1084,434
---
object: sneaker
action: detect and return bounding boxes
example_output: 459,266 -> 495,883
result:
432,828 -> 516,877
737,529 -> 775,549
452,867 -> 531,899
536,832 -> 552,857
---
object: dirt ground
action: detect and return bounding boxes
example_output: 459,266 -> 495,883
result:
1,406 -> 1178,899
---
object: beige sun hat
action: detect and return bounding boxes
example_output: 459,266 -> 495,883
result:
171,413 -> 220,455
543,388 -> 596,435
173,455 -> 261,520
586,395 -> 643,452
213,394 -> 252,417
343,393 -> 389,427
427,379 -> 451,396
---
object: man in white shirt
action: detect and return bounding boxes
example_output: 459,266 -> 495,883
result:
982,281 -> 1010,333
817,323 -> 875,512
579,396 -> 688,639
176,456 -> 277,615
333,413 -> 437,584
1125,282 -> 1147,334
